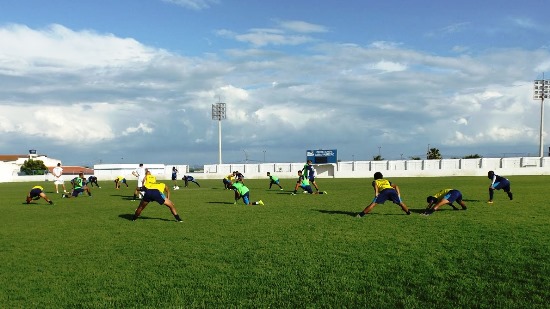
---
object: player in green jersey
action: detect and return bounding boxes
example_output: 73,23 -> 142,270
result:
291,170 -> 327,195
267,172 -> 283,190
231,181 -> 264,205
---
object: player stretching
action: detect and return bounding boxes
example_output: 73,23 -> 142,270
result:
267,172 -> 283,190
291,170 -> 327,195
132,182 -> 182,222
422,189 -> 467,216
356,172 -> 410,217
487,171 -> 513,204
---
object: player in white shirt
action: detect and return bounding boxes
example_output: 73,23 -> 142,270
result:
52,163 -> 67,194
132,163 -> 146,200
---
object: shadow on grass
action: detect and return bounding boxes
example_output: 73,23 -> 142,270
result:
273,191 -> 293,195
118,214 -> 171,222
462,199 -> 481,202
315,209 -> 419,216
314,209 -> 357,217
409,208 -> 427,214
410,208 -> 466,214
207,201 -> 237,205
21,202 -> 49,205
110,194 -> 137,201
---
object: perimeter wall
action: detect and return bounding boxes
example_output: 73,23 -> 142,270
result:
3,157 -> 550,183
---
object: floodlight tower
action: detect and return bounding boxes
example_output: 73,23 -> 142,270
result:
533,76 -> 549,157
212,102 -> 227,164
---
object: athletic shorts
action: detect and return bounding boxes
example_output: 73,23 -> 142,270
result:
445,190 -> 463,203
72,188 -> 84,197
375,189 -> 400,204
143,189 -> 166,205
54,177 -> 64,185
30,188 -> 42,199
492,179 -> 511,191
300,185 -> 314,194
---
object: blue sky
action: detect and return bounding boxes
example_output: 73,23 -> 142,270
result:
1,0 -> 549,167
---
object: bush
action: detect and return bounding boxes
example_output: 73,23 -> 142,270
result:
20,159 -> 48,175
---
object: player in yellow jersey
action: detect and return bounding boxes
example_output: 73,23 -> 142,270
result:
132,182 -> 182,222
357,172 -> 410,217
114,176 -> 128,189
223,172 -> 235,189
142,169 -> 157,188
422,189 -> 467,215
26,185 -> 54,205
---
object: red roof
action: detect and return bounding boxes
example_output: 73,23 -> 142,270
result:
0,154 -> 31,162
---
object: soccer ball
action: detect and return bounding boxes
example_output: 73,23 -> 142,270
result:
174,186 -> 180,190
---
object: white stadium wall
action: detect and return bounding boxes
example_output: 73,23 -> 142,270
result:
3,157 -> 550,183
201,157 -> 550,179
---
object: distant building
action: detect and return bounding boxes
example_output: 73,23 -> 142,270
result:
0,153 -> 93,181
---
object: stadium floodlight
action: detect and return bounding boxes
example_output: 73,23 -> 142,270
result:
534,78 -> 549,157
212,102 -> 227,164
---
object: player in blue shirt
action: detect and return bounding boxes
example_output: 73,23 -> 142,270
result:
171,167 -> 179,189
183,175 -> 200,187
88,175 -> 100,188
487,171 -> 513,203
302,160 -> 320,192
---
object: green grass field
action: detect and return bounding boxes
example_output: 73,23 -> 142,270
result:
1,176 -> 549,308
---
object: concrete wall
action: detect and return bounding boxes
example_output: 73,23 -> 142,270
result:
93,164 -> 189,181
201,157 -> 550,179
3,157 -> 550,183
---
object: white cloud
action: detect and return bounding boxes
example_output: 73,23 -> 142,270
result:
122,123 -> 154,136
277,20 -> 329,33
368,60 -> 408,72
0,24 -> 159,74
1,22 -> 550,165
217,28 -> 315,47
161,0 -> 219,10
511,17 -> 537,30
426,22 -> 471,37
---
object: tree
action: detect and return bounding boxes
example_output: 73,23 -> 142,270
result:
463,154 -> 482,159
20,159 -> 48,175
372,155 -> 384,161
426,148 -> 442,160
